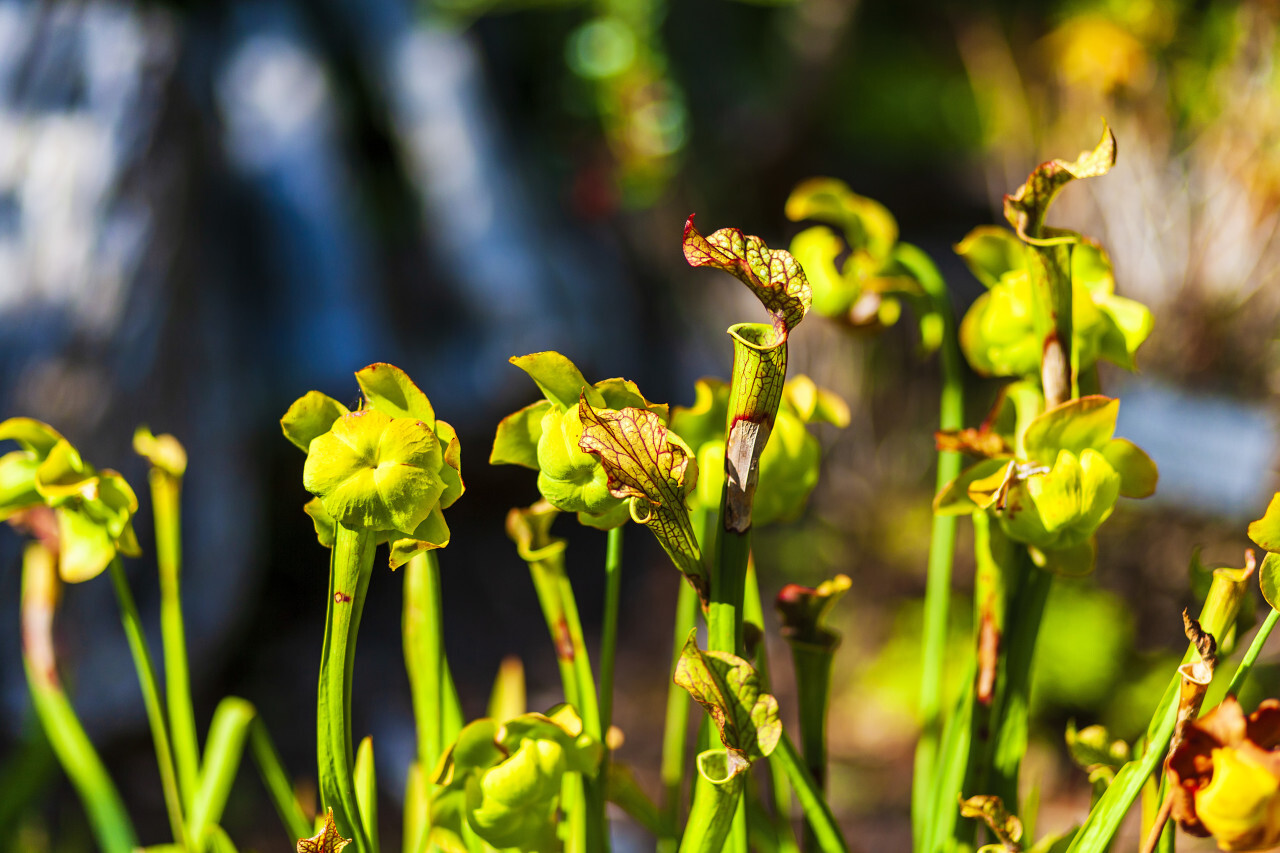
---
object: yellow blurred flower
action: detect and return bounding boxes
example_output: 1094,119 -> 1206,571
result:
1169,696 -> 1280,851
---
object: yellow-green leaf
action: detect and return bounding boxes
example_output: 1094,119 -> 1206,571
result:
355,362 -> 435,426
673,630 -> 780,776
281,392 -> 350,454
1249,494 -> 1280,553
490,399 -> 552,470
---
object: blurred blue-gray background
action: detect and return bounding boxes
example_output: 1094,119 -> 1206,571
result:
3,0 -> 1280,848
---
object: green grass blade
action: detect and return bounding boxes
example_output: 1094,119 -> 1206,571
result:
107,557 -> 190,848
895,243 -> 965,851
204,824 -> 239,853
355,736 -> 379,852
403,762 -> 428,853
767,733 -> 848,853
189,697 -> 256,849
150,468 -> 201,812
248,719 -> 312,842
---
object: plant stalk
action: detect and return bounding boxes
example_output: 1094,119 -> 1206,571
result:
22,542 -> 138,853
895,244 -> 965,850
318,524 -> 376,851
107,556 -> 190,849
768,732 -> 849,853
150,465 -> 201,812
600,525 -> 624,736
678,750 -> 748,853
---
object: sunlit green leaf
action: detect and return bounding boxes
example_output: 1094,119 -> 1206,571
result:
55,505 -> 118,583
784,177 -> 897,262
1259,552 -> 1280,612
792,226 -> 859,318
491,400 -> 553,470
782,375 -> 851,427
389,506 -> 452,568
433,419 -> 465,510
281,392 -> 350,454
34,440 -> 97,503
955,226 -> 1029,289
1022,396 -> 1118,465
934,458 -> 1010,515
0,450 -> 41,518
673,630 -> 780,776
1249,494 -> 1280,553
535,405 -> 623,523
356,362 -> 435,426
0,417 -> 63,457
510,351 -> 599,412
1100,438 -> 1157,499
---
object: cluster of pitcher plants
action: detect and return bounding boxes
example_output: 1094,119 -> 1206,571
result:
8,120 -> 1280,853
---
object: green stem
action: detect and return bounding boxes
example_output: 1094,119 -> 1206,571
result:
22,543 -> 138,853
404,550 -> 456,773
678,750 -> 747,853
1226,608 -> 1280,697
660,577 -> 700,851
691,485 -> 753,847
895,243 -> 965,852
600,525 -> 624,735
987,558 -> 1051,810
107,557 -> 190,849
710,508 -> 751,655
318,524 -> 376,852
745,563 -> 800,853
790,642 -> 834,848
526,554 -> 581,710
150,467 -> 201,812
768,732 -> 849,853
596,525 -> 625,853
563,565 -> 608,853
660,508 -> 715,851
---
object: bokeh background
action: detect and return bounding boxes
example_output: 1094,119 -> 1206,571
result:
2,0 -> 1280,849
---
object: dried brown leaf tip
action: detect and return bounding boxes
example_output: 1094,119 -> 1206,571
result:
1168,696 -> 1280,850
297,808 -> 350,853
683,215 -> 811,344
